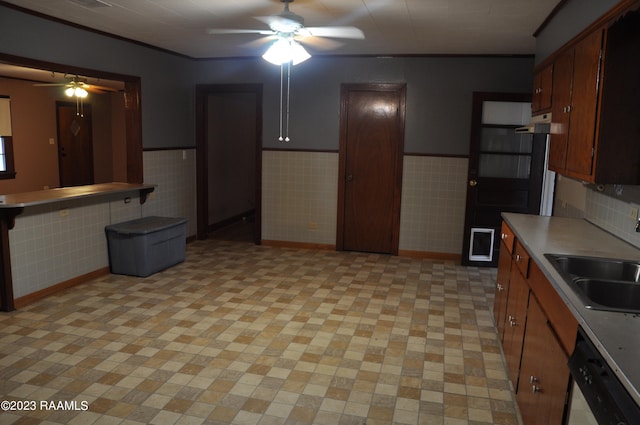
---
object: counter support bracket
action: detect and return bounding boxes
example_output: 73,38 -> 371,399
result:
0,207 -> 24,312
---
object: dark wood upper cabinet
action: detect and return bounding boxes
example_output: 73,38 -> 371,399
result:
531,64 -> 553,114
548,5 -> 640,184
593,7 -> 640,184
549,29 -> 603,179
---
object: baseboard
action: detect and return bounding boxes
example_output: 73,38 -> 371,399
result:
14,267 -> 110,309
261,240 -> 336,251
208,210 -> 255,233
260,241 -> 461,262
398,250 -> 461,263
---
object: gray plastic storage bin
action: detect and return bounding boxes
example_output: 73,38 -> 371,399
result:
105,216 -> 187,277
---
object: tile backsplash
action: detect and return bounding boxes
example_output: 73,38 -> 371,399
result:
553,175 -> 640,250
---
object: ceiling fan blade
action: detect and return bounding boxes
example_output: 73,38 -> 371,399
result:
33,83 -> 66,87
305,26 -> 365,39
256,15 -> 302,33
84,84 -> 118,93
296,36 -> 343,51
240,35 -> 278,50
207,28 -> 274,35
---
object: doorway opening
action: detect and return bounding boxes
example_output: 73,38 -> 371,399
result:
195,84 -> 262,244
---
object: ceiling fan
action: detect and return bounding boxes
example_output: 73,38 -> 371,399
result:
33,74 -> 117,95
207,0 -> 365,64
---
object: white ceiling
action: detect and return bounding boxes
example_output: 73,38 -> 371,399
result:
3,0 -> 560,59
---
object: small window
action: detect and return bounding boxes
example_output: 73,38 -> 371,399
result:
0,136 -> 16,179
0,96 -> 15,180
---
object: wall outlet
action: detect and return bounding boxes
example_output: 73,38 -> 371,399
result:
59,209 -> 69,217
307,221 -> 318,230
629,206 -> 639,220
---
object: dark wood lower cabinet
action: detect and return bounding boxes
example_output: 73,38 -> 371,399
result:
502,267 -> 530,390
517,295 -> 570,425
493,238 -> 512,342
495,221 -> 576,425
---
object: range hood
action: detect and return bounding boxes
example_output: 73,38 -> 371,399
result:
515,112 -> 552,133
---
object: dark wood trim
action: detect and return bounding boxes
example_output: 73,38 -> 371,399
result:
254,148 -> 468,158
0,135 -> 16,180
195,84 -> 263,244
404,152 -> 469,158
124,80 -> 144,184
533,0 -> 570,38
534,0 -> 639,71
0,207 -> 23,312
262,147 -> 340,153
0,52 -> 139,84
13,267 -> 109,309
0,2 -> 535,62
207,209 -> 255,233
262,240 -> 335,251
0,1 -> 191,60
144,147 -> 196,152
336,83 -> 406,255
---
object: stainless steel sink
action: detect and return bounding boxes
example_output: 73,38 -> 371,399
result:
545,254 -> 640,313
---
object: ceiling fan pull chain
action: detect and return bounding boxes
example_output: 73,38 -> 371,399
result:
278,63 -> 284,142
285,61 -> 291,142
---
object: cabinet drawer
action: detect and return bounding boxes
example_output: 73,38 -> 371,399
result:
513,240 -> 530,278
528,261 -> 578,356
500,222 -> 516,255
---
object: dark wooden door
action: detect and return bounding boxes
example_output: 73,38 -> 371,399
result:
338,84 -> 406,255
56,102 -> 94,187
462,92 -> 545,267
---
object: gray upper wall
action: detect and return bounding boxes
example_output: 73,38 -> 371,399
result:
534,0 -> 619,64
196,55 -> 534,153
1,3 -> 533,155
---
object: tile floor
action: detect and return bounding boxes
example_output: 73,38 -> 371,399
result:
0,240 -> 520,425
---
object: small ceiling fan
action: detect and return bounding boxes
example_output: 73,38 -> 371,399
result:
207,0 -> 365,63
33,74 -> 117,95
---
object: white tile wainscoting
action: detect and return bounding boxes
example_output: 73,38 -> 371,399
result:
262,150 -> 469,256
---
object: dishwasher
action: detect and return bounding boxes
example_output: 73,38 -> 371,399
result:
567,327 -> 640,425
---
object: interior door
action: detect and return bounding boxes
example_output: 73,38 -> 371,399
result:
56,102 -> 94,187
337,83 -> 406,255
462,92 -> 545,267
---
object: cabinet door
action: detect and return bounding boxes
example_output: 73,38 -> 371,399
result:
494,238 -> 512,341
565,30 -> 604,178
517,295 -> 570,425
532,65 -> 553,113
502,267 -> 530,389
549,51 -> 573,172
538,65 -> 553,111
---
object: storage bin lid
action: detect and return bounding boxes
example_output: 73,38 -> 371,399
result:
106,216 -> 187,235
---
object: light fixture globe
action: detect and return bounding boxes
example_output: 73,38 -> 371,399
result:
262,38 -> 310,66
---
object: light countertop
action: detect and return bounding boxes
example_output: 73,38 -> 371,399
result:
502,213 -> 640,406
0,183 -> 156,208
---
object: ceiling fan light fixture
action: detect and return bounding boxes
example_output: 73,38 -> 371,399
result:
65,87 -> 75,97
262,38 -> 310,66
75,87 -> 88,98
